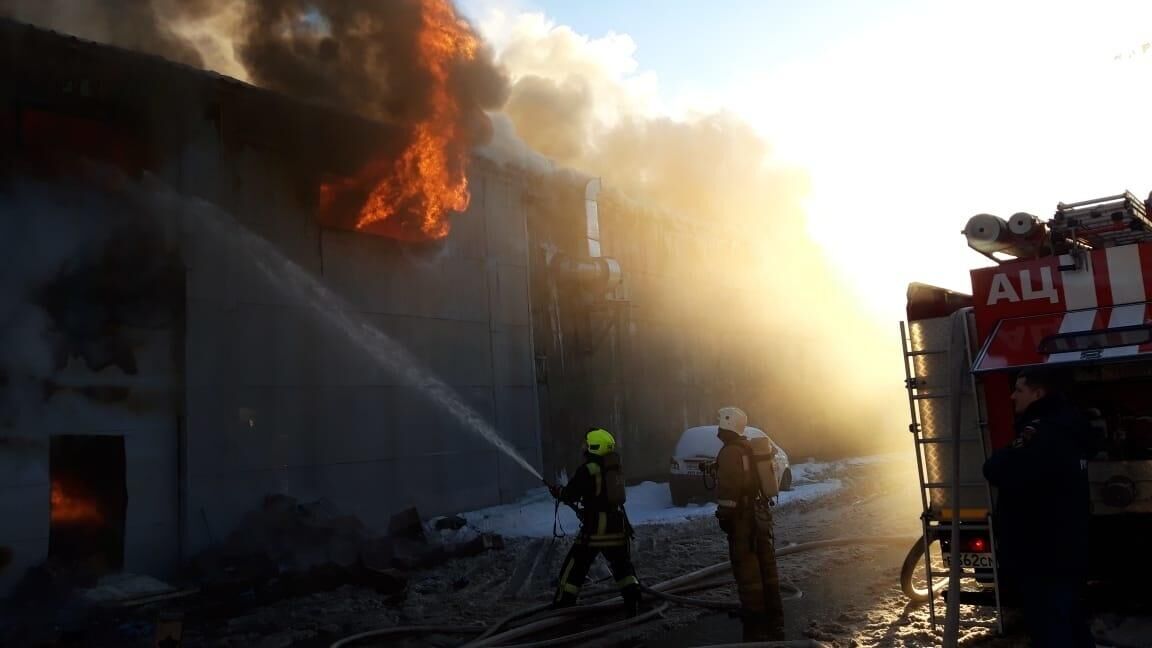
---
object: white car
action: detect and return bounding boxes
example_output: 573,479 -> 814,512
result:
668,425 -> 793,507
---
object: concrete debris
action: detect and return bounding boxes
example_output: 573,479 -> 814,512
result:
190,496 -> 503,594
189,549 -> 279,595
79,573 -> 175,604
451,532 -> 505,558
361,567 -> 408,597
437,523 -> 479,547
357,537 -> 394,572
502,537 -> 545,599
388,507 -> 427,542
178,584 -> 400,647
434,514 -> 468,531
224,495 -> 372,573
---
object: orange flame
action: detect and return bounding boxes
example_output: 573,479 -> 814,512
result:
321,0 -> 479,242
51,481 -> 103,525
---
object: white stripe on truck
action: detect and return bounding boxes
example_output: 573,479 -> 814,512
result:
1106,245 -> 1146,305
1059,253 -> 1098,310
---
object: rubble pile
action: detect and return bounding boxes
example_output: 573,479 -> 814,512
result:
186,495 -> 503,602
174,498 -> 504,647
223,495 -> 373,573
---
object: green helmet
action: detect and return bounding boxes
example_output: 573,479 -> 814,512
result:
585,428 -> 616,456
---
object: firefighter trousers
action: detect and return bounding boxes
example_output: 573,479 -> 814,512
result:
553,537 -> 640,607
1021,580 -> 1094,648
726,503 -> 785,641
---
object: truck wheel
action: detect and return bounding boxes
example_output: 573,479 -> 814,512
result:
900,535 -> 948,602
779,468 -> 793,492
670,480 -> 690,507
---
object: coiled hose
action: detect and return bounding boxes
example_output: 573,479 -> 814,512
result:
331,535 -> 913,648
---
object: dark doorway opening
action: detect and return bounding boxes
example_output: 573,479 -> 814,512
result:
48,435 -> 127,579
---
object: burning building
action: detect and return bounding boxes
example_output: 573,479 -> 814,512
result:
0,17 -> 541,592
0,10 -> 844,595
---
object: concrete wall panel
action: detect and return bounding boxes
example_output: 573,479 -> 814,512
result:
496,387 -> 540,444
480,176 -> 530,264
2,30 -> 543,588
394,451 -> 501,518
0,537 -> 48,594
181,159 -> 542,556
319,232 -> 491,322
491,327 -> 536,388
312,387 -> 401,463
0,483 -> 49,545
491,264 -> 532,327
184,298 -> 235,387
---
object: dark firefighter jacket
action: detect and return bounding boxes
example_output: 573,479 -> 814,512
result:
983,395 -> 1093,583
715,428 -> 758,524
559,453 -> 629,546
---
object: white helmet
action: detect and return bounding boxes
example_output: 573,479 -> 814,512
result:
717,406 -> 748,435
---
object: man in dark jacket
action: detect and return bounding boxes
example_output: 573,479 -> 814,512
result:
983,368 -> 1094,648
548,428 -> 641,615
714,406 -> 785,641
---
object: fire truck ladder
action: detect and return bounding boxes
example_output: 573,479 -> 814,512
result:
900,313 -> 1004,637
1052,191 -> 1152,249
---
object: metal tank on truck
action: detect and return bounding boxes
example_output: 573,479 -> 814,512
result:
897,191 -> 1152,633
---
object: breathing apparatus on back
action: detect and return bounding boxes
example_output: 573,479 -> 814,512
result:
546,428 -> 628,536
705,407 -> 779,500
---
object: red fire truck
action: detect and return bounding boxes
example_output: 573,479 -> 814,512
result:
897,192 -> 1152,630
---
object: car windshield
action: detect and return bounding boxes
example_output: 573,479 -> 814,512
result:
674,425 -> 766,457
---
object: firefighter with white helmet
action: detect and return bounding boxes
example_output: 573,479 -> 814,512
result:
713,406 -> 786,641
547,427 -> 641,615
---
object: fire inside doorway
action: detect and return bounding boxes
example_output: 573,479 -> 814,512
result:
48,435 -> 127,580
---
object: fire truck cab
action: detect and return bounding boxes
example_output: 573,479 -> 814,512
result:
899,192 -> 1152,625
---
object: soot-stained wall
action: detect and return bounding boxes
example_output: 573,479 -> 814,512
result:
0,19 -> 541,592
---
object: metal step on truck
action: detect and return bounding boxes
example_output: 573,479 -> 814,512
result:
898,192 -> 1152,635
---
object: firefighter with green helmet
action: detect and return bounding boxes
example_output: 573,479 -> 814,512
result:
547,427 -> 642,615
714,406 -> 786,641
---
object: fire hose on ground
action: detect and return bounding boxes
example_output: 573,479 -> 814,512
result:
329,535 -> 913,648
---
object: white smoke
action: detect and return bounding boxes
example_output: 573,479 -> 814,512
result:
470,8 -> 909,457
473,11 -> 661,165
0,181 -> 111,437
475,112 -> 557,175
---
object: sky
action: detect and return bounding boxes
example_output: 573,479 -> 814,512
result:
463,0 -> 922,108
459,0 -> 1152,321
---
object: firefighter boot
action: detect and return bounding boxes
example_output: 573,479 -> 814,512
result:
741,610 -> 786,642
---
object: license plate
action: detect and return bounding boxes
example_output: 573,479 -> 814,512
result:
942,553 -> 994,569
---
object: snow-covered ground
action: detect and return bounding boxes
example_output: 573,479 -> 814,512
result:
1094,615 -> 1152,648
177,454 -> 1152,648
463,458 -> 846,538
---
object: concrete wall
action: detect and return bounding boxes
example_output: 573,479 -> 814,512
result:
0,173 -> 186,593
0,20 -> 542,592
175,132 -> 542,554
0,329 -> 183,593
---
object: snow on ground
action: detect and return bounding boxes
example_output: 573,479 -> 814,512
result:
836,592 -> 1152,648
464,458 -> 849,538
175,453 -> 1152,648
1094,615 -> 1152,648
